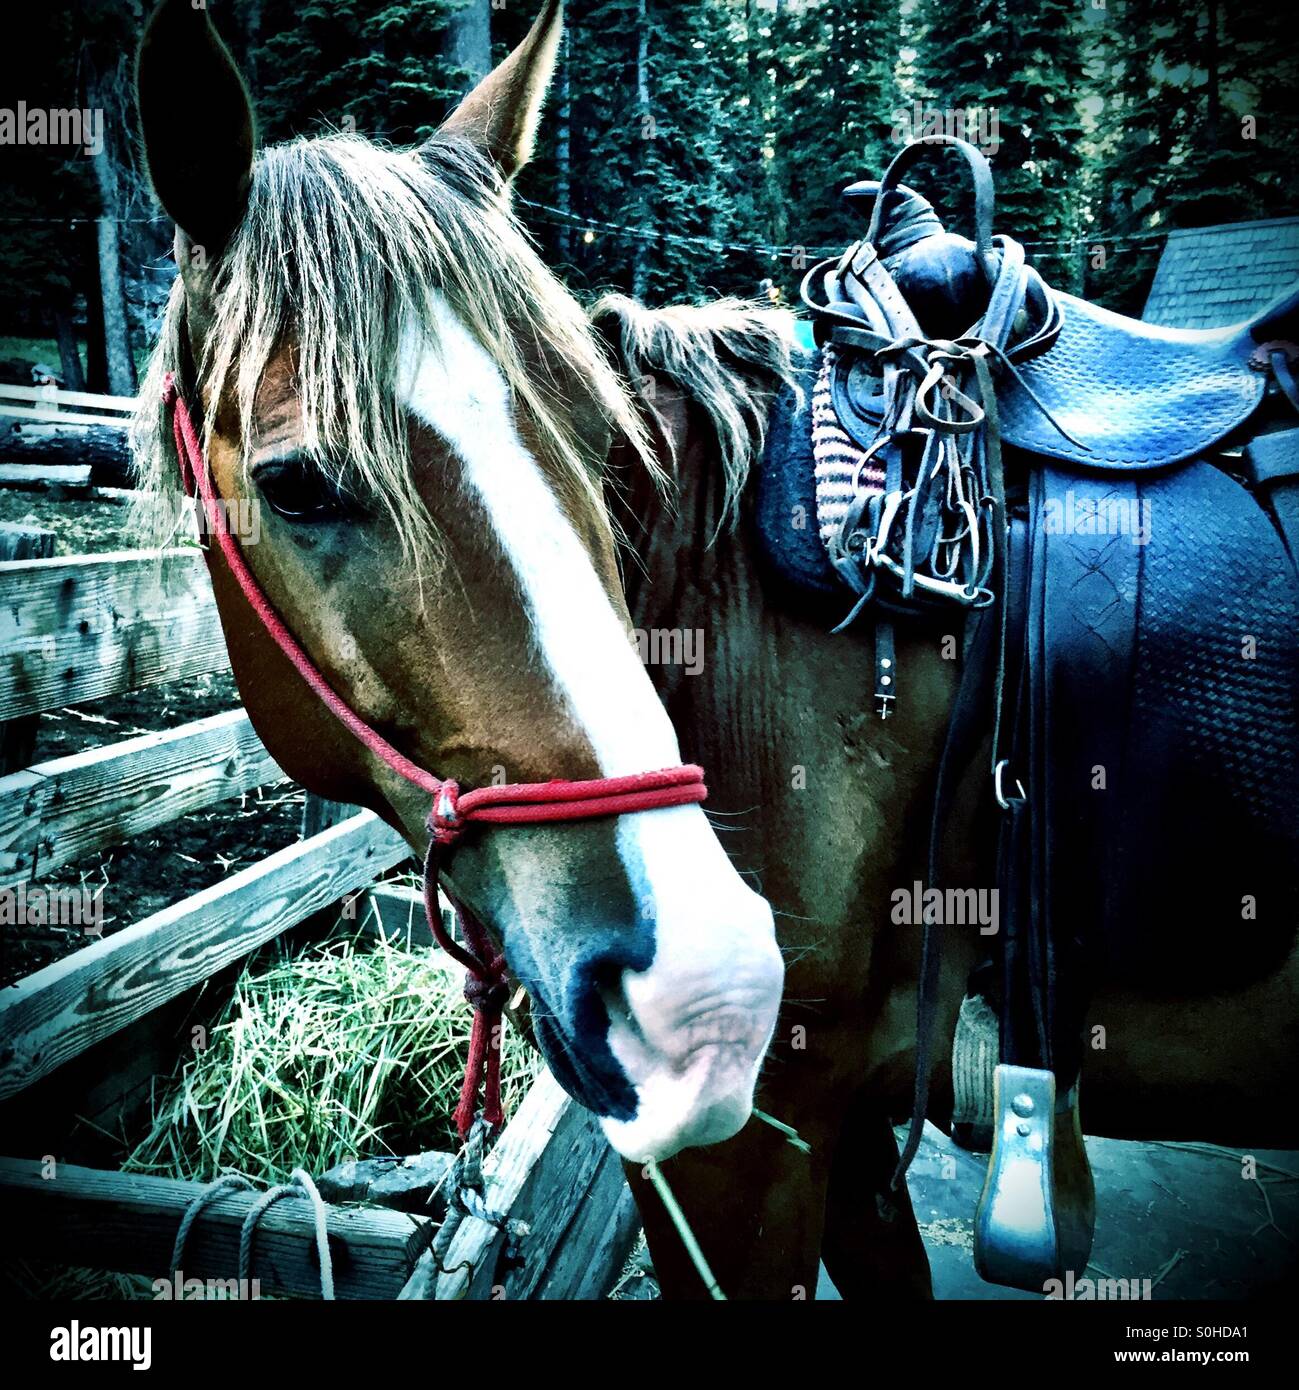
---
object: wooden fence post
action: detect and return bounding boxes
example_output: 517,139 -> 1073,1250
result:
301,793 -> 351,839
0,524 -> 56,775
301,792 -> 368,930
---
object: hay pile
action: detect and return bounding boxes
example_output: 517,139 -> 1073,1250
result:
125,926 -> 542,1186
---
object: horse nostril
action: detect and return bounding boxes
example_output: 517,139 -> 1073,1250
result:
597,975 -> 645,1048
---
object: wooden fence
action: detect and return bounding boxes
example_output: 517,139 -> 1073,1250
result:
0,384 -> 134,487
0,525 -> 637,1299
0,383 -> 135,428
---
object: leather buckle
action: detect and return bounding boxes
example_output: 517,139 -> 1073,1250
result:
994,758 -> 1025,810
848,240 -> 880,280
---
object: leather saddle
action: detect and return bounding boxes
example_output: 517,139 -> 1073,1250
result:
775,136 -> 1299,1293
830,186 -> 1285,470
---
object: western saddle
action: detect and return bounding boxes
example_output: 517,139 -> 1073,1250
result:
782,137 -> 1299,1292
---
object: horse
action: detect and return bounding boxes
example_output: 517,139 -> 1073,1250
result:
134,0 -> 1298,1299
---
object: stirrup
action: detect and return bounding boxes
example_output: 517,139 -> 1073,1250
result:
973,1064 -> 1094,1292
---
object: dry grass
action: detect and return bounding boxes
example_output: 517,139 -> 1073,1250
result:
124,924 -> 542,1185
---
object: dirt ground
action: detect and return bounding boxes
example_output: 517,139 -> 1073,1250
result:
0,489 -> 148,556
0,492 -> 305,987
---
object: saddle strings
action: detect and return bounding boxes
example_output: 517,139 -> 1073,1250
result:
800,193 -> 1076,1182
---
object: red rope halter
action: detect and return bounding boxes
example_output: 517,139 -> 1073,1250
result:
163,373 -> 707,1136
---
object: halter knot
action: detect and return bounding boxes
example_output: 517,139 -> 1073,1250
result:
429,780 -> 464,846
463,964 -> 509,1013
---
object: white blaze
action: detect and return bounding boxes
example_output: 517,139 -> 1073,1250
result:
400,297 -> 680,774
399,297 -> 781,1160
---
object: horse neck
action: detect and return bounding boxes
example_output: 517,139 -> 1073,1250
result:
607,386 -> 909,1041
612,392 -> 748,636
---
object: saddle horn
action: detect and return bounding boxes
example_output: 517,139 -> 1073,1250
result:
843,140 -> 1005,341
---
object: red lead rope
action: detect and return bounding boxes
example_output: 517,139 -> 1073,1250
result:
163,373 -> 707,1135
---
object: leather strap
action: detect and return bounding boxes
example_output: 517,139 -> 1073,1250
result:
892,588 -> 1000,1185
866,136 -> 999,288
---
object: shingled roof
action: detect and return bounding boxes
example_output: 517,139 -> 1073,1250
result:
1143,217 -> 1299,328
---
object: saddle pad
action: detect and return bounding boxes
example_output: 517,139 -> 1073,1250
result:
812,345 -> 885,550
751,347 -> 841,601
1000,292 -> 1265,469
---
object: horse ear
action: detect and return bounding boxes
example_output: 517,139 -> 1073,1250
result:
434,0 -> 563,181
136,0 -> 255,262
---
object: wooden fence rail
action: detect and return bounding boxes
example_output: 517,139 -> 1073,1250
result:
0,550 -> 228,722
0,385 -> 136,414
0,1156 -> 428,1300
0,708 -> 281,886
0,812 -> 409,1100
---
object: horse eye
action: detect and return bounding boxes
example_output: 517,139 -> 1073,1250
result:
253,456 -> 349,522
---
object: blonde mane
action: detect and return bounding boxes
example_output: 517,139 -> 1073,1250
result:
133,132 -> 657,558
590,293 -> 802,534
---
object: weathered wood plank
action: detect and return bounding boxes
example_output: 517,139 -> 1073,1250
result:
91,486 -> 135,505
0,405 -> 131,428
0,550 -> 228,722
0,983 -> 228,1170
0,708 -> 284,886
0,812 -> 410,1099
0,524 -> 56,563
0,420 -> 132,485
351,881 -> 456,950
396,1070 -> 618,1301
0,1156 -> 429,1299
0,385 -> 135,412
472,1088 -> 622,1300
297,795 -> 357,935
0,526 -> 55,774
301,793 -> 352,838
532,1147 -> 640,1300
0,462 -> 92,490
398,1069 -> 561,1299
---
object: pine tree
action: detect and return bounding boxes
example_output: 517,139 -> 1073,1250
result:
762,0 -> 907,261
1095,0 -> 1299,310
249,0 -> 468,144
910,0 -> 1090,293
6,0 -> 1293,365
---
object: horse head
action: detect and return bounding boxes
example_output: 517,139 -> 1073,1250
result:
132,0 -> 783,1162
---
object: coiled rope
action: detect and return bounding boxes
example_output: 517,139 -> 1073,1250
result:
170,1168 -> 335,1300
